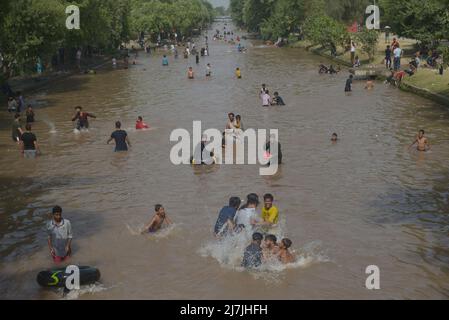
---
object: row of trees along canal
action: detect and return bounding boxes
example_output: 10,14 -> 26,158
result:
230,0 -> 449,65
0,0 -> 217,81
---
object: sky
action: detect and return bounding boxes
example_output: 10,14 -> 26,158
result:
208,0 -> 230,8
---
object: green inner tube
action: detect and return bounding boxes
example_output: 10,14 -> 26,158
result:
36,266 -> 101,288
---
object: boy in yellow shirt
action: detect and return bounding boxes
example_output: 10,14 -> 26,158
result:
235,67 -> 242,79
261,193 -> 279,228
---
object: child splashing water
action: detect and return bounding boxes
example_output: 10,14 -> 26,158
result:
200,194 -> 329,276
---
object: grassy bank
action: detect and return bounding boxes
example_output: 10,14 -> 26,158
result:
291,34 -> 449,106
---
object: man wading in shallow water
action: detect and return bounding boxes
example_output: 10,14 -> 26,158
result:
47,206 -> 73,263
409,130 -> 431,152
107,121 -> 131,152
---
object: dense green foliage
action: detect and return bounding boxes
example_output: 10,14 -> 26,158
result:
0,0 -> 215,78
355,28 -> 379,61
303,14 -> 348,49
379,0 -> 449,45
130,0 -> 214,39
230,0 -> 449,47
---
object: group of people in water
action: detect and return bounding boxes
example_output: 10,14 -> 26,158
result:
259,84 -> 286,107
4,23 -> 435,275
214,193 -> 295,268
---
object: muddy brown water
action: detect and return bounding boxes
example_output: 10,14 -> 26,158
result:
1,23 -> 449,299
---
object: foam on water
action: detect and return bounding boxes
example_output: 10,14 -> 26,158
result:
73,128 -> 89,134
60,282 -> 112,300
199,216 -> 329,281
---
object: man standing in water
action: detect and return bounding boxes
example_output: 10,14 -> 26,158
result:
47,206 -> 73,263
188,67 -> 194,79
11,113 -> 23,143
409,130 -> 430,151
72,106 -> 96,131
162,55 -> 169,66
107,121 -> 131,152
141,204 -> 173,234
20,124 -> 40,158
261,90 -> 272,107
345,74 -> 353,92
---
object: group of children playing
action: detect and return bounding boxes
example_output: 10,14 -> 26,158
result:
213,193 -> 295,269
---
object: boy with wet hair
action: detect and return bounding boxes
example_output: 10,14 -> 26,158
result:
278,238 -> 295,264
263,234 -> 279,260
72,106 -> 96,130
142,204 -> 173,234
272,92 -> 285,106
331,133 -> 338,142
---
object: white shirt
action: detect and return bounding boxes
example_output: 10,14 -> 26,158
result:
262,93 -> 271,106
234,207 -> 258,229
394,47 -> 402,58
351,44 -> 356,52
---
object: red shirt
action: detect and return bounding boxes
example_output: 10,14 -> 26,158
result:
136,121 -> 149,129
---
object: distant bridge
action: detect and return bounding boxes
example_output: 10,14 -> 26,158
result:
214,16 -> 232,22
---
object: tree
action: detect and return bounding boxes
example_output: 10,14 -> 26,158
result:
1,0 -> 66,77
380,0 -> 449,45
303,14 -> 349,49
260,0 -> 304,40
230,0 -> 246,27
242,0 -> 276,33
355,29 -> 379,61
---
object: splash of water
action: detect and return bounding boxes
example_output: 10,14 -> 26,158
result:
60,283 -> 111,300
199,216 -> 329,281
126,222 -> 178,241
42,119 -> 57,134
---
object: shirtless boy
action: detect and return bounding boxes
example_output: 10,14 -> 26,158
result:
409,130 -> 430,152
142,204 -> 173,234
